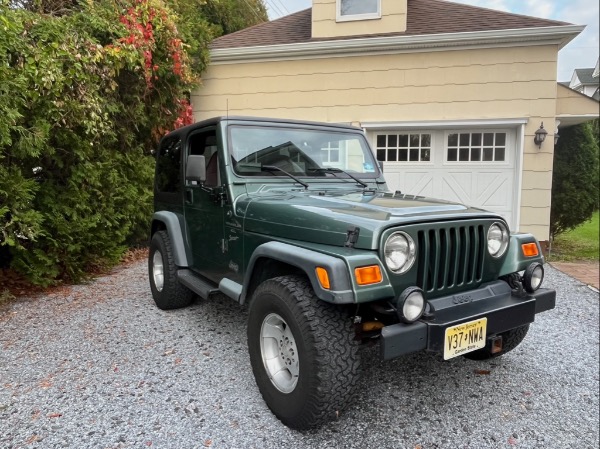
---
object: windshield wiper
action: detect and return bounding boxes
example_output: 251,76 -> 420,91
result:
262,165 -> 309,189
308,167 -> 369,188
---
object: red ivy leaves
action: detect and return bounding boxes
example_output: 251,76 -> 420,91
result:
173,99 -> 193,129
118,3 -> 156,88
117,0 -> 188,89
169,39 -> 183,76
115,0 -> 195,133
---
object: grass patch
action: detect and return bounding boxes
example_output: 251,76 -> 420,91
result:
549,211 -> 600,261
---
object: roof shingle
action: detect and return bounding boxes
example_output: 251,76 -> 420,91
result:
210,0 -> 570,50
575,68 -> 599,85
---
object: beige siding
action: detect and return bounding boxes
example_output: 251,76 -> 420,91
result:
521,189 -> 552,208
193,45 -> 560,239
520,207 -> 552,227
556,84 -> 600,116
312,0 -> 407,38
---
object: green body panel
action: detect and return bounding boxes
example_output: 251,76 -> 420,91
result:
499,233 -> 546,276
236,188 -> 501,250
152,116 -> 544,304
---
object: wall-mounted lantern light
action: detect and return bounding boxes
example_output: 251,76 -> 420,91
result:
534,122 -> 548,148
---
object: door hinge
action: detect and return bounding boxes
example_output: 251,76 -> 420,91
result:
210,188 -> 228,206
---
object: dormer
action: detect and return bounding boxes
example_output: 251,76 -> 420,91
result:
312,0 -> 407,39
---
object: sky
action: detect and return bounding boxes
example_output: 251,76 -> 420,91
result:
263,0 -> 599,82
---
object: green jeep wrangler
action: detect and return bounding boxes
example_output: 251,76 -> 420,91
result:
148,116 -> 555,429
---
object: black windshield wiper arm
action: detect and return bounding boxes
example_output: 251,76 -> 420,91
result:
308,167 -> 368,188
262,165 -> 309,189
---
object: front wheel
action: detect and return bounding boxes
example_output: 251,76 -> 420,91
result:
148,231 -> 194,310
247,275 -> 360,430
464,324 -> 530,360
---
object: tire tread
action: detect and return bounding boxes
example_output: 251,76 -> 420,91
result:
149,231 -> 194,310
248,275 -> 360,429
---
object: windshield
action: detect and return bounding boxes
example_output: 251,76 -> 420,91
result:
229,125 -> 379,178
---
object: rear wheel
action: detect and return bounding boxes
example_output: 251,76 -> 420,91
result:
464,324 -> 530,360
247,275 -> 360,430
148,231 -> 194,310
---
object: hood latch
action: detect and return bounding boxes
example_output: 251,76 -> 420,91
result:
345,226 -> 360,248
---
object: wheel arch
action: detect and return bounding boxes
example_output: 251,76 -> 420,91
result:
151,211 -> 190,267
241,241 -> 354,305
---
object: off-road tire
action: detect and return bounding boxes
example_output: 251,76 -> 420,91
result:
464,324 -> 530,360
148,231 -> 194,310
247,275 -> 360,430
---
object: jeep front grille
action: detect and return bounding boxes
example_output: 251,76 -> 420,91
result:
416,225 -> 485,294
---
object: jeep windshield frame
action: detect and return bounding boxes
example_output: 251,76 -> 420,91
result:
228,124 -> 381,181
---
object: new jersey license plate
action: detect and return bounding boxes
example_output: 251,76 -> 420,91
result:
444,318 -> 487,360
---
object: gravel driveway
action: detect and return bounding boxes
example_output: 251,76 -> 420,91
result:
1,262 -> 598,449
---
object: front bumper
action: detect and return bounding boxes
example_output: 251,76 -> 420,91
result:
380,280 -> 556,360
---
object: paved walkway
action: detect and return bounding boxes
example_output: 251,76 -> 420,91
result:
550,261 -> 600,291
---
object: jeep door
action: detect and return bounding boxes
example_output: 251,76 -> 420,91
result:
183,128 -> 228,282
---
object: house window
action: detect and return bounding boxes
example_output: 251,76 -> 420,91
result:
321,141 -> 341,164
376,133 -> 432,163
337,0 -> 380,21
446,132 -> 506,162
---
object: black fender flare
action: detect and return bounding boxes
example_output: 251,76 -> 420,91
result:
241,241 -> 355,305
150,211 -> 190,267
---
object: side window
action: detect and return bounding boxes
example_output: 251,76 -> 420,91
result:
155,136 -> 182,193
188,129 -> 219,187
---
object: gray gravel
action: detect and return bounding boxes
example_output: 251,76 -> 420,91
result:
1,262 -> 598,449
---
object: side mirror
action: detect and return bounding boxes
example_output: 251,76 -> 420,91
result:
186,155 -> 206,183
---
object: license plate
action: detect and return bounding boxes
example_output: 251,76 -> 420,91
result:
444,318 -> 487,360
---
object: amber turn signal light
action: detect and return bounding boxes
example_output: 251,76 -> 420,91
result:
315,267 -> 331,289
355,265 -> 383,285
522,243 -> 539,257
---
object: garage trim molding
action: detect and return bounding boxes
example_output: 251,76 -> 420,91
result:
360,118 -> 528,130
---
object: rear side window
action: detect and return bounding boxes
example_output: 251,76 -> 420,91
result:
155,136 -> 182,193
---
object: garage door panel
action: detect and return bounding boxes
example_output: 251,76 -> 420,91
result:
402,171 -> 435,197
474,172 -> 511,208
441,172 -> 473,204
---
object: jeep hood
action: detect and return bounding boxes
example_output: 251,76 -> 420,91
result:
239,190 -> 501,250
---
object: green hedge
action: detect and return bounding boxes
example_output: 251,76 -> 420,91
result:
550,121 -> 600,238
0,0 -> 205,285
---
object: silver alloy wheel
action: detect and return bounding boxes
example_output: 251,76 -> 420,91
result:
152,250 -> 165,292
260,313 -> 299,393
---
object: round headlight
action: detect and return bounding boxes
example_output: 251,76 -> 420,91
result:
523,262 -> 544,293
395,287 -> 426,323
487,222 -> 509,258
384,232 -> 416,274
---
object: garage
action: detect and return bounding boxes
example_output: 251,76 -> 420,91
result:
365,123 -> 522,230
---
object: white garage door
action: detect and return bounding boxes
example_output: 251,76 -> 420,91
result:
372,129 -> 518,229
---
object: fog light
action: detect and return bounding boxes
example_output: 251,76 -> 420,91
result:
523,263 -> 544,293
395,287 -> 426,323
